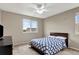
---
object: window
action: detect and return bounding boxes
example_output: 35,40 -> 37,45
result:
75,14 -> 79,34
23,19 -> 38,33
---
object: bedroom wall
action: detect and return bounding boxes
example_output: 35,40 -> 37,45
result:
1,11 -> 44,46
44,7 -> 79,49
0,10 -> 2,24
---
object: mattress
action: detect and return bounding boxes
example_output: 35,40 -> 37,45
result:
31,37 -> 66,55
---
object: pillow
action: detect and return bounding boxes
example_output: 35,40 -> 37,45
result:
56,36 -> 67,40
48,35 -> 56,38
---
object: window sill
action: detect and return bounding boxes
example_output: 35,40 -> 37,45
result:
22,31 -> 38,33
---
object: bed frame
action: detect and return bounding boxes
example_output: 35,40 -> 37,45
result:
31,32 -> 68,55
50,32 -> 68,47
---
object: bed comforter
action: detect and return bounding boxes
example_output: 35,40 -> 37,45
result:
31,37 -> 66,55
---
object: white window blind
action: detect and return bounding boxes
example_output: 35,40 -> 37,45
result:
75,14 -> 79,34
23,19 -> 38,33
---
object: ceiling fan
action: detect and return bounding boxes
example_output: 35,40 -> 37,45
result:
34,3 -> 47,14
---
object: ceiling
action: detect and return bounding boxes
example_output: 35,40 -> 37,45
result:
0,3 -> 79,19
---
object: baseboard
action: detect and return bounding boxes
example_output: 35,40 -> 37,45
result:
69,47 -> 79,51
13,43 -> 28,48
13,41 -> 31,47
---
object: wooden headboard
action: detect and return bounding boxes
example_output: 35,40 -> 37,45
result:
50,32 -> 68,47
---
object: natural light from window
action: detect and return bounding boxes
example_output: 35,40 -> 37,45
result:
23,19 -> 38,33
75,15 -> 79,34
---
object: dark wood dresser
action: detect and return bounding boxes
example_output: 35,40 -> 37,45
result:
0,36 -> 12,55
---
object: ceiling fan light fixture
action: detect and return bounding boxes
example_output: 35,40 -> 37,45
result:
36,9 -> 47,14
35,4 -> 45,10
34,3 -> 47,14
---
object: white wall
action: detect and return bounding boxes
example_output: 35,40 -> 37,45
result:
44,7 -> 79,49
1,11 -> 44,46
0,10 -> 2,24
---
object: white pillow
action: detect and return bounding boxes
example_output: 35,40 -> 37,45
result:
48,36 -> 56,38
56,36 -> 66,40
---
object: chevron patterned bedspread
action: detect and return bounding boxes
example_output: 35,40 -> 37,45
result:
31,37 -> 66,55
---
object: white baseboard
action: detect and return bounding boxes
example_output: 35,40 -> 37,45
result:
69,47 -> 79,51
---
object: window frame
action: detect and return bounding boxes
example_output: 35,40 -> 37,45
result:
75,14 -> 79,34
22,18 -> 38,33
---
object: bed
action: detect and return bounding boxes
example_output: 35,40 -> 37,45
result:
31,32 -> 68,55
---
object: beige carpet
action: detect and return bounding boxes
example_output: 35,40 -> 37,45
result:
13,44 -> 79,55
